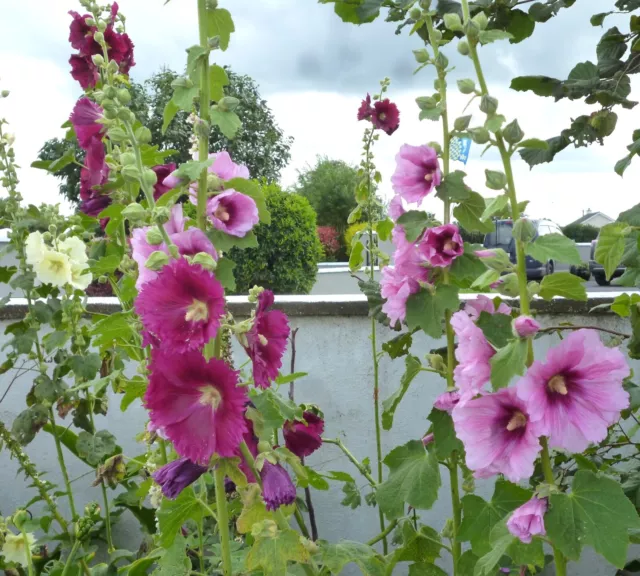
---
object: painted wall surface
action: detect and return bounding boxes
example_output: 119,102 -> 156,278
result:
0,307 -> 637,575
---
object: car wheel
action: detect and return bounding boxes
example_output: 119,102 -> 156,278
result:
594,274 -> 610,287
545,260 -> 555,276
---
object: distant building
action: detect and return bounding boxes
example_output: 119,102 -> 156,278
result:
567,210 -> 614,229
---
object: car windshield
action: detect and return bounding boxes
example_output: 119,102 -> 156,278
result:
484,221 -> 514,251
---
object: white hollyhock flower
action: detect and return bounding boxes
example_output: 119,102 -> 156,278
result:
70,262 -> 92,290
33,250 -> 72,287
25,232 -> 91,289
58,236 -> 89,265
25,231 -> 46,266
1,532 -> 35,567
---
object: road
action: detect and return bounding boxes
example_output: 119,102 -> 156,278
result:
584,279 -> 638,293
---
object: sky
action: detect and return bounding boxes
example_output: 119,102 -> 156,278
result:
0,0 -> 638,226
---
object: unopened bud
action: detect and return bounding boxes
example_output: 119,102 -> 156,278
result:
97,20 -> 107,32
101,98 -> 117,112
121,165 -> 140,182
48,224 -> 57,235
409,7 -> 422,20
117,108 -> 134,123
218,96 -> 240,112
512,217 -> 536,243
457,78 -> 475,94
141,168 -> 158,189
145,251 -> 169,271
426,141 -> 442,155
443,13 -> 463,31
146,228 -> 164,246
469,126 -> 490,144
12,510 -> 29,531
153,206 -> 170,224
413,49 -> 429,64
93,31 -> 104,44
422,433 -> 434,446
191,252 -> 217,272
479,95 -> 498,115
248,285 -> 265,303
120,152 -> 135,166
122,203 -> 147,221
116,88 -> 131,105
442,518 -> 454,539
135,126 -> 152,144
1,90 -> 10,98
42,231 -> 53,242
472,11 -> 488,30
208,36 -> 221,50
107,59 -> 119,74
513,315 -> 541,339
426,353 -> 445,372
257,440 -> 271,453
491,272 -> 519,298
475,248 -> 512,272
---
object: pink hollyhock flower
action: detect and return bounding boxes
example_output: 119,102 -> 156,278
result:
207,190 -> 259,237
357,94 -> 373,121
389,195 -> 405,221
516,329 -> 630,453
151,163 -> 177,200
372,99 -> 400,135
69,54 -> 99,90
392,226 -> 430,282
422,433 -> 435,446
464,294 -> 511,322
261,461 -> 296,511
244,290 -> 290,389
453,387 -> 541,482
283,411 -> 324,459
381,266 -> 420,326
513,316 -> 541,338
134,258 -> 225,352
209,151 -> 250,180
434,390 -> 461,413
70,97 -> 104,149
420,224 -> 464,268
475,249 -> 497,259
153,457 -> 207,499
451,310 -> 494,403
391,144 -> 442,204
507,497 -> 547,544
145,349 -> 247,464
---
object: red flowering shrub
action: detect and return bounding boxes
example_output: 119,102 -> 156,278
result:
317,226 -> 341,261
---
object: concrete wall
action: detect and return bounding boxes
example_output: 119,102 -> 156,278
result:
0,294 -> 637,574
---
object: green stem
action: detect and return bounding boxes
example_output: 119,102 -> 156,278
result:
449,453 -> 462,571
366,519 -> 398,546
158,438 -> 168,465
213,468 -> 232,576
50,408 -> 78,520
540,438 -> 567,576
101,482 -> 115,553
322,438 -> 377,486
61,539 -> 82,576
294,507 -> 311,539
198,512 -> 206,573
21,530 -> 35,576
197,0 -> 212,230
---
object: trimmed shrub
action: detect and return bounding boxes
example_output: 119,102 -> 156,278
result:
317,226 -> 341,261
230,183 -> 323,294
562,223 -> 599,242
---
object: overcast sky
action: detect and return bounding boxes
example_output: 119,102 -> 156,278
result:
0,0 -> 638,225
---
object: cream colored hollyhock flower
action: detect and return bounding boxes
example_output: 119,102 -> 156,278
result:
1,532 -> 35,567
58,236 -> 89,265
70,262 -> 92,290
33,250 -> 72,287
25,231 -> 46,266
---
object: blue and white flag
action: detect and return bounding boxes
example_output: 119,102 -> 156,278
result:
450,136 -> 472,165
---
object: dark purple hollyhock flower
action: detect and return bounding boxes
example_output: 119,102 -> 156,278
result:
153,457 -> 207,500
151,163 -> 177,200
68,11 -> 94,54
69,54 -> 99,90
260,461 -> 296,511
357,93 -> 374,121
70,97 -> 104,149
372,99 -> 400,135
283,411 -> 324,459
103,27 -> 135,75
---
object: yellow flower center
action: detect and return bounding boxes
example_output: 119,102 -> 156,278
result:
378,112 -> 386,121
443,240 -> 455,252
506,410 -> 527,431
185,299 -> 209,323
547,374 -> 568,395
424,173 -> 433,182
258,334 -> 269,346
214,205 -> 230,222
199,385 -> 222,409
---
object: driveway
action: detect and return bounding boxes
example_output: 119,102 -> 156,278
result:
585,279 -> 639,293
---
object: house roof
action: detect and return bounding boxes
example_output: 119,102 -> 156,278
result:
567,212 -> 613,227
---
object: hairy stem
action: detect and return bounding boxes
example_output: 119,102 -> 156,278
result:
449,453 -> 462,570
322,438 -> 377,486
366,519 -> 398,546
197,0 -> 212,230
540,438 -> 567,576
21,529 -> 35,576
101,482 -> 114,553
61,539 -> 82,576
213,468 -> 232,576
49,408 -> 78,520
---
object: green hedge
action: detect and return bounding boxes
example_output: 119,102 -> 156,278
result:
230,183 -> 323,295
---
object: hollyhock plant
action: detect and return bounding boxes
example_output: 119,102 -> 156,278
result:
151,163 -> 177,200
70,97 -> 104,149
145,349 -> 247,464
243,290 -> 290,389
434,390 -> 461,413
516,329 -> 630,453
153,457 -> 208,499
371,99 -> 400,135
283,411 -> 324,459
380,265 -> 420,326
464,294 -> 511,321
391,144 -> 442,204
452,386 -> 541,482
207,190 -> 259,237
513,315 -> 541,338
260,461 -> 296,511
419,223 -> 464,268
135,258 -> 225,352
507,497 -> 547,544
357,93 -> 373,121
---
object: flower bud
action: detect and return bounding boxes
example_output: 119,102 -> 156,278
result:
409,7 -> 422,20
12,509 -> 29,530
426,141 -> 442,155
413,48 -> 429,64
146,228 -> 164,246
443,12 -> 463,31
512,217 -> 536,243
431,29 -> 443,43
1,90 -> 10,98
93,31 -> 105,44
98,275 -> 108,284
97,19 -> 107,32
258,440 -> 271,453
491,272 -> 519,297
206,0 -> 219,8
101,98 -> 117,112
454,115 -> 472,131
248,285 -> 265,303
122,203 -> 147,221
42,231 -> 53,242
427,353 -> 445,372
464,20 -> 480,41
120,152 -> 136,166
457,78 -> 476,94
208,36 -> 221,50
480,95 -> 499,115
141,168 -> 158,189
135,126 -> 152,144
442,518 -> 455,539
435,52 -> 448,70
107,59 -> 119,74
48,224 -> 57,235
475,248 -> 512,272
117,108 -> 135,123
121,165 -> 140,182
420,0 -> 431,8
422,433 -> 434,446
513,315 -> 541,338
503,119 -> 525,145
116,88 -> 131,105
457,40 -> 470,56
191,252 -> 217,272
145,251 -> 170,271
472,11 -> 488,30
153,206 -> 171,224
218,96 -> 240,112
469,126 -> 490,144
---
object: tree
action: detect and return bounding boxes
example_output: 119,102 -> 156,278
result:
37,67 -> 293,205
562,223 -> 599,243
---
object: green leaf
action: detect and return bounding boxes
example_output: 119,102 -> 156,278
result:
42,330 -> 69,353
473,533 -> 512,576
207,8 -> 235,51
484,170 -> 507,191
162,97 -> 180,133
419,106 -> 443,122
246,525 -> 309,576
595,222 -> 628,279
210,107 -> 242,139
171,85 -> 198,111
90,254 -> 121,276
436,170 -> 470,202
12,405 -> 49,445
341,481 -> 362,509
458,550 -> 478,576
0,265 -> 16,283
405,285 -> 460,338
545,470 -> 640,568
449,245 -> 487,283
152,534 -> 190,576
320,540 -> 386,576
615,155 -> 633,177
207,229 -> 258,252
428,408 -> 463,459
92,312 -> 136,350
376,218 -> 394,242
349,241 -> 365,272
226,178 -> 270,225
485,114 -> 506,134
518,138 -> 549,150
591,12 -> 612,26
69,353 -> 102,381
409,563 -> 447,576
358,279 -> 397,329
174,159 -> 214,181
42,424 -> 81,459
120,376 -> 147,411
453,192 -> 494,233
76,430 -> 117,466
382,355 -> 421,430
377,440 -> 441,520
274,372 -> 308,385
539,272 -> 587,301
510,75 -> 562,97
157,487 -> 203,547
490,339 -> 528,390
382,332 -> 413,359
209,64 -> 229,102
250,389 -> 303,440
526,233 -> 582,266
214,257 -> 236,291
237,483 -> 273,534
397,210 -> 435,243
475,311 -> 513,349
478,30 -> 513,44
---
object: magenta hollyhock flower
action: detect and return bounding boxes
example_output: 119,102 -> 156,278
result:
68,11 -> 94,54
507,497 -> 547,544
451,310 -> 494,403
244,290 -> 290,389
135,258 -> 225,352
283,411 -> 324,459
153,457 -> 208,499
434,390 -> 461,413
464,294 -> 511,322
237,413 -> 259,483
516,329 -> 630,453
145,349 -> 247,464
80,194 -> 112,218
79,138 -> 110,217
389,195 -> 405,221
103,26 -> 135,75
372,99 -> 400,135
420,224 -> 464,268
70,97 -> 104,149
69,54 -> 99,90
357,94 -> 373,121
393,226 -> 430,282
261,461 -> 296,511
151,163 -> 177,200
381,266 -> 420,326
513,316 -> 541,338
207,190 -> 259,237
391,144 -> 442,204
453,387 -> 541,482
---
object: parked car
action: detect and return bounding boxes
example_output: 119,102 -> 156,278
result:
589,237 -> 625,286
483,218 -> 565,280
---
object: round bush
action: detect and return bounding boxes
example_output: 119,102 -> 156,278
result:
344,222 -> 368,256
230,183 -> 323,294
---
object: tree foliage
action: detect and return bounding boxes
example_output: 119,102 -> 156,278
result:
562,223 -> 599,243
